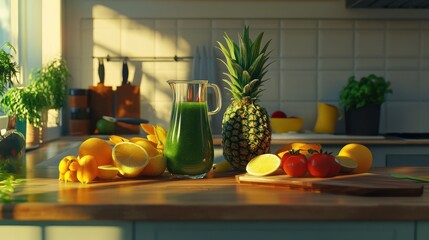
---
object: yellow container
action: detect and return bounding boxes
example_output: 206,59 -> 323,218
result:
271,118 -> 304,133
313,103 -> 342,134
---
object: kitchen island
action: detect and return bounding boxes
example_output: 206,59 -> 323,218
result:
1,137 -> 429,240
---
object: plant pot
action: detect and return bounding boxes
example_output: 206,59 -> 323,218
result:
345,104 -> 381,135
26,123 -> 40,150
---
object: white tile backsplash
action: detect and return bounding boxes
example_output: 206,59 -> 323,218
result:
69,17 -> 429,134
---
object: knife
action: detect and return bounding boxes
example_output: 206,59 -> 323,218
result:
98,58 -> 105,84
122,58 -> 129,85
103,116 -> 149,125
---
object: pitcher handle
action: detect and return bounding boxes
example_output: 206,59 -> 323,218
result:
207,83 -> 222,115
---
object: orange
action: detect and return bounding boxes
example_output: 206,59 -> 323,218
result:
134,140 -> 160,157
77,155 -> 98,184
338,143 -> 373,173
276,142 -> 322,159
140,154 -> 167,177
78,137 -> 113,167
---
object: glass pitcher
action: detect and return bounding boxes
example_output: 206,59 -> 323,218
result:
164,80 -> 222,179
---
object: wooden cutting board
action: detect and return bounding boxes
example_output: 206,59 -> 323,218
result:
88,83 -> 114,134
236,173 -> 424,196
115,82 -> 140,134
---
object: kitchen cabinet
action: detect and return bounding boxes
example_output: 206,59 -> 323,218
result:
0,221 -> 133,240
134,221 -> 414,240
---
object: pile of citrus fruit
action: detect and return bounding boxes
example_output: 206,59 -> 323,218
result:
244,142 -> 373,178
58,124 -> 167,184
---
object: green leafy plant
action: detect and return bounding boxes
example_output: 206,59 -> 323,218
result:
339,74 -> 392,111
0,42 -> 19,96
32,58 -> 69,109
0,85 -> 48,127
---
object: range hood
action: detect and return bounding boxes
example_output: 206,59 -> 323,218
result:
347,0 -> 429,8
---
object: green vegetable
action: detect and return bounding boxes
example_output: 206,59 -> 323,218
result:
339,74 -> 392,111
0,171 -> 22,203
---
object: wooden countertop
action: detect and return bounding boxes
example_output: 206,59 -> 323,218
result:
213,134 -> 429,145
0,137 -> 427,222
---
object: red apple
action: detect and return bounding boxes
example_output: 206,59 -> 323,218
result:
271,111 -> 287,118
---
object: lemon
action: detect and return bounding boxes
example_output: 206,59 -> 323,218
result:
97,165 -> 119,180
134,140 -> 160,157
335,155 -> 358,173
246,154 -> 281,176
112,142 -> 149,178
213,160 -> 234,173
140,154 -> 167,177
338,143 -> 373,173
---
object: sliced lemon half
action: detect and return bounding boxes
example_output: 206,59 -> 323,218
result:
112,142 -> 149,178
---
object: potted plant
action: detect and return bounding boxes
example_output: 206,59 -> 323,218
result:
0,43 -> 26,174
339,74 -> 392,135
0,43 -> 19,128
30,58 -> 70,142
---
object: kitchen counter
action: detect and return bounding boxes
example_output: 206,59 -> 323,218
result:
2,138 -> 429,240
213,133 -> 429,145
1,137 -> 427,222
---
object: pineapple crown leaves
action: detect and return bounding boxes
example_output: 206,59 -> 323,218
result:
216,26 -> 273,101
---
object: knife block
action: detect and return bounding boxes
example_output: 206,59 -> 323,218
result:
88,83 -> 114,134
115,83 -> 140,134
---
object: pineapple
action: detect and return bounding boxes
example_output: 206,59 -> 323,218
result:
217,26 -> 272,171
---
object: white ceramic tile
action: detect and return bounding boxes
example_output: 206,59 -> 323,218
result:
355,59 -> 385,70
280,70 -> 317,101
386,58 -> 419,70
385,71 -> 420,101
155,28 -> 177,56
421,59 -> 429,69
121,21 -> 156,57
155,19 -> 176,29
318,71 -> 354,101
419,102 -> 429,132
386,20 -> 420,29
281,20 -> 318,29
256,29 -> 280,58
281,30 -> 317,58
279,101 -> 317,131
177,28 -> 211,56
178,19 -> 211,29
318,58 -> 353,70
422,21 -> 429,29
353,71 -> 386,80
211,19 -> 244,29
245,19 -> 279,29
421,31 -> 429,58
281,58 -> 317,70
140,62 -> 156,102
318,30 -> 354,58
260,69 -> 280,101
386,102 -> 420,133
386,30 -> 420,58
355,30 -> 385,58
355,20 -> 385,30
419,71 -> 429,101
319,20 -> 354,29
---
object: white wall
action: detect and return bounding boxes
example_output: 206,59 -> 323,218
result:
64,0 -> 429,135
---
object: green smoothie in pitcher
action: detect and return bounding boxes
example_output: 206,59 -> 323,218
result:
164,101 -> 214,178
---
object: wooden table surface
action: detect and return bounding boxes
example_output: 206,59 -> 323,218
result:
2,137 -> 429,222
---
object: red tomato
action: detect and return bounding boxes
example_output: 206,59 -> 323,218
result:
307,153 -> 340,178
282,154 -> 307,177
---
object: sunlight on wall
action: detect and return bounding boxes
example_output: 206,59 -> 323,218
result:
0,0 -> 10,43
89,5 -> 193,127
